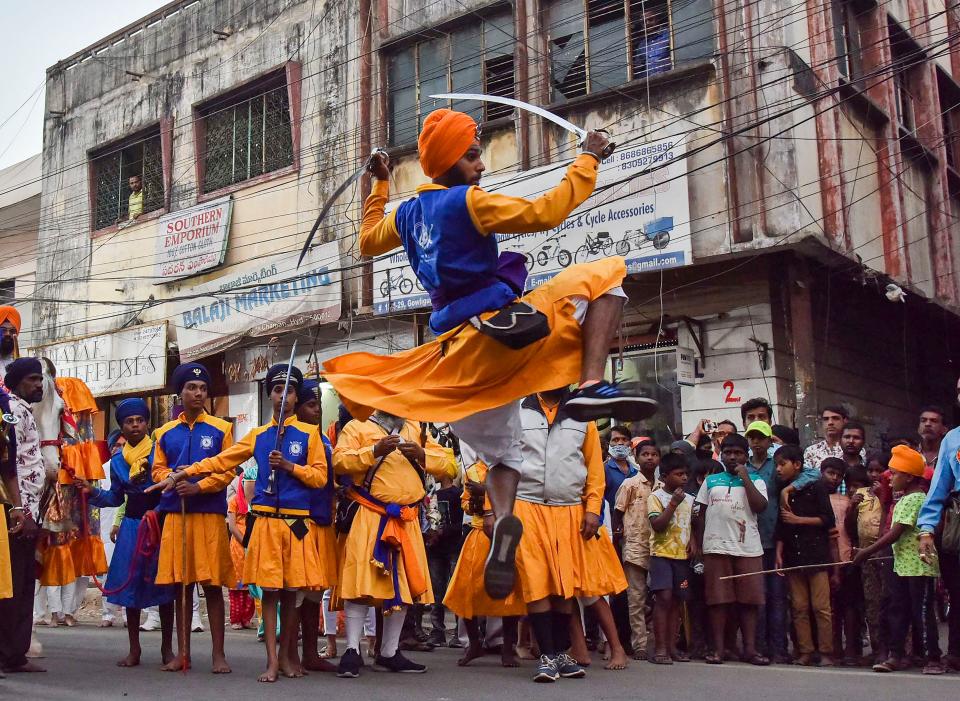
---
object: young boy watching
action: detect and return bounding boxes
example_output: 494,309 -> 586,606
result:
774,445 -> 836,666
647,453 -> 697,664
853,446 -> 943,675
695,434 -> 768,665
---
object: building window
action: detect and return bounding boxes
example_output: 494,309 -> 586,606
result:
889,19 -> 923,133
199,69 -> 294,194
90,128 -> 164,231
832,1 -> 864,86
386,12 -> 516,146
0,279 -> 14,306
938,70 -> 960,171
548,0 -> 672,103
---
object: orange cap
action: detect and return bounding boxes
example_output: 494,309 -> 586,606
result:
0,306 -> 20,332
418,109 -> 478,179
888,444 -> 925,477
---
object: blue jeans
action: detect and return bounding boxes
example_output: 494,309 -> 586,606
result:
758,548 -> 788,658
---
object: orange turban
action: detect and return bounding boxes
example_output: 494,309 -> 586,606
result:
888,445 -> 925,477
418,109 -> 478,179
0,306 -> 20,332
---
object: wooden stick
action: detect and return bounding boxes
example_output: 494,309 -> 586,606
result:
180,496 -> 188,673
718,556 -> 893,580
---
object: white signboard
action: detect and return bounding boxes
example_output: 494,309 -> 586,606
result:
30,322 -> 168,397
166,240 -> 341,361
373,137 -> 691,314
155,196 -> 233,281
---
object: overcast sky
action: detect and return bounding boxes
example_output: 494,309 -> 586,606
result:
0,1 -> 166,170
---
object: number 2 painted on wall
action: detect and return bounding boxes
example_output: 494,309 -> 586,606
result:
723,380 -> 741,404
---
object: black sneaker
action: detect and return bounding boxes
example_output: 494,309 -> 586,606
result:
374,651 -> 427,673
337,647 -> 363,678
564,381 -> 659,422
484,514 -> 522,599
426,628 -> 447,647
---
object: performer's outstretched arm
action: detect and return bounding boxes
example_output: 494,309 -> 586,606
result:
358,180 -> 402,256
466,153 -> 600,235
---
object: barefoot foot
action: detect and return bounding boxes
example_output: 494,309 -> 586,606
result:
302,657 -> 337,672
501,650 -> 520,668
280,659 -> 303,678
160,656 -> 190,672
458,642 -> 485,667
117,651 -> 141,668
258,663 -> 279,683
211,655 -> 232,674
605,648 -> 628,670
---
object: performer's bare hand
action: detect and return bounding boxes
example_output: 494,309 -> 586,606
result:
268,450 -> 295,473
73,478 -> 93,493
919,533 -> 937,564
146,476 -> 176,494
373,435 -> 401,458
580,511 -> 600,540
397,442 -> 425,465
7,508 -> 25,535
465,478 -> 485,498
175,480 -> 201,497
780,484 -> 795,513
583,131 -> 614,160
368,151 -> 390,181
482,513 -> 495,538
110,524 -> 120,543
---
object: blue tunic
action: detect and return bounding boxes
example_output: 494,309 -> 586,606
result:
89,449 -> 175,609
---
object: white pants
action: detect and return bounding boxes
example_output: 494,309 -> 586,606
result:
34,578 -> 88,619
448,291 -> 623,472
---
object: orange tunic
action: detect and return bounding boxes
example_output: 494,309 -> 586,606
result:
322,154 -> 626,423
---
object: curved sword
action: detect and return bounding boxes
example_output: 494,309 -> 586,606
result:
430,92 -> 588,140
297,149 -> 385,268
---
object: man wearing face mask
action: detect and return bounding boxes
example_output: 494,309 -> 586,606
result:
604,426 -> 638,518
0,306 -> 22,380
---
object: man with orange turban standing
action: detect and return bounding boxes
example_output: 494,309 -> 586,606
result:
0,306 -> 22,379
322,109 -> 657,598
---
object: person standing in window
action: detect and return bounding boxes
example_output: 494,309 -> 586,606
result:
633,7 -> 671,79
127,175 -> 144,221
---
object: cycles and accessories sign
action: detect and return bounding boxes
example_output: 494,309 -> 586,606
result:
29,322 -> 168,397
155,196 -> 233,281
162,240 -> 341,360
371,136 -> 691,315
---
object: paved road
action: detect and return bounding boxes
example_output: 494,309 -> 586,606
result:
5,624 -> 956,701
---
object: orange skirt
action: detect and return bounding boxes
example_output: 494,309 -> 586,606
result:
315,524 -> 339,588
444,527 -> 525,619
577,526 -> 627,597
229,536 -> 245,588
514,499 -> 591,603
323,258 -> 626,423
156,512 -> 234,587
337,505 -> 433,606
0,508 -> 11,599
243,517 -> 335,590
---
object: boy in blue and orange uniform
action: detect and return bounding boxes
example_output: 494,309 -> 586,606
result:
151,362 -> 235,674
322,110 -> 658,598
80,398 -> 175,668
155,365 -> 335,682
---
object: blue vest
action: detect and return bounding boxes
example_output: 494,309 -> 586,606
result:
155,415 -> 232,515
249,421 -> 324,516
307,434 -> 335,526
394,186 -> 516,334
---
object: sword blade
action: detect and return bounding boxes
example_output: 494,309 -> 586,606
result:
430,93 -> 588,141
297,166 -> 367,268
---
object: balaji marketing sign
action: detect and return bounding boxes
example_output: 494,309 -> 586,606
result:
155,196 -> 233,281
167,240 -> 341,360
30,322 -> 168,397
372,137 -> 691,314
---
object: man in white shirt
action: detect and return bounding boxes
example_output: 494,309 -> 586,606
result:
694,433 -> 768,666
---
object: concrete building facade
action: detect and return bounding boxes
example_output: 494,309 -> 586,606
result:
30,0 -> 960,445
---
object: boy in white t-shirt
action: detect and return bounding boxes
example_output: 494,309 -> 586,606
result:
694,434 -> 769,665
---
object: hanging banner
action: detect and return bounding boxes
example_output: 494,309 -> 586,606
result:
372,137 -> 691,314
155,196 -> 233,281
29,322 -> 168,397
165,240 -> 341,361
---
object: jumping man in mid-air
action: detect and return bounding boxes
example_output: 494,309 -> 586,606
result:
323,109 -> 657,597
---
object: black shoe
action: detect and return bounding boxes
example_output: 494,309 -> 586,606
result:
374,652 -> 427,673
484,515 -> 522,599
427,629 -> 447,647
337,648 -> 363,678
564,381 -> 659,422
